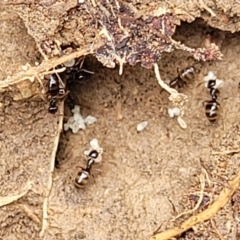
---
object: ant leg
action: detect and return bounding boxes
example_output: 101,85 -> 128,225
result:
56,90 -> 70,101
76,166 -> 83,169
35,74 -> 47,101
73,56 -> 83,68
79,56 -> 85,69
91,173 -> 96,184
177,67 -> 181,75
81,69 -> 95,75
202,100 -> 208,107
55,71 -> 65,89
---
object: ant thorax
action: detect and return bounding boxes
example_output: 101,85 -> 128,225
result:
48,74 -> 59,96
169,66 -> 195,89
180,67 -> 195,79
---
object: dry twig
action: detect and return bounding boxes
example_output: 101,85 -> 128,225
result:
150,167 -> 240,240
40,100 -> 64,237
16,203 -> 41,225
210,218 -> 225,240
198,0 -> 216,17
212,149 -> 240,155
0,43 -> 103,90
171,174 -> 206,221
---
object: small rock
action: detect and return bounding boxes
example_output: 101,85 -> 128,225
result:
137,121 -> 148,132
168,107 -> 180,118
84,115 -> 97,125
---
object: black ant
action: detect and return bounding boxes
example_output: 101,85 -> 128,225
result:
48,97 -> 58,114
63,57 -> 94,84
169,66 -> 195,89
74,150 -> 99,188
46,73 -> 68,114
203,72 -> 223,122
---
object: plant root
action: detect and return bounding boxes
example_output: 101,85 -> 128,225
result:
154,63 -> 188,129
171,174 -> 206,221
150,166 -> 240,240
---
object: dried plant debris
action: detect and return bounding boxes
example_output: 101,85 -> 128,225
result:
88,1 -> 222,72
96,3 -> 222,70
15,1 -> 222,71
1,1 -> 223,94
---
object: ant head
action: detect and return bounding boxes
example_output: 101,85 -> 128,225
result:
89,150 -> 99,159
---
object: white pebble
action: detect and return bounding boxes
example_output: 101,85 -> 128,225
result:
73,112 -> 84,122
84,115 -> 97,125
204,71 -> 224,89
137,121 -> 148,132
64,117 -> 74,131
72,105 -> 80,114
71,121 -> 81,134
68,116 -> 75,124
168,107 -> 180,118
177,116 -> 187,129
64,105 -> 97,133
85,139 -> 101,159
203,71 -> 217,82
89,138 -> 103,163
78,120 -> 86,130
90,138 -> 100,149
63,123 -> 70,131
214,79 -> 224,89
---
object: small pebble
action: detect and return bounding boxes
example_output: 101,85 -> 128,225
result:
72,105 -> 80,114
65,105 -> 96,133
84,115 -> 97,125
204,71 -> 223,89
137,121 -> 148,132
203,71 -> 217,82
177,116 -> 187,129
168,107 -> 180,118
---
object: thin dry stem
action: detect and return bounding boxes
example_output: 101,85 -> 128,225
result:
154,63 -> 178,95
171,174 -> 206,221
198,0 -> 216,17
40,101 -> 64,237
154,63 -> 188,128
212,149 -> 240,155
16,203 -> 41,225
210,218 -> 225,240
150,167 -> 240,240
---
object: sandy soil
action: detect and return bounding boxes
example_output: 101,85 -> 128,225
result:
1,6 -> 240,240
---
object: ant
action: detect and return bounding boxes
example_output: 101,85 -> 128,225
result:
46,73 -> 68,114
170,66 -> 195,89
203,71 -> 223,122
63,57 -> 94,84
74,150 -> 100,188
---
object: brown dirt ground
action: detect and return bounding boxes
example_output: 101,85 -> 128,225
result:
1,6 -> 240,240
